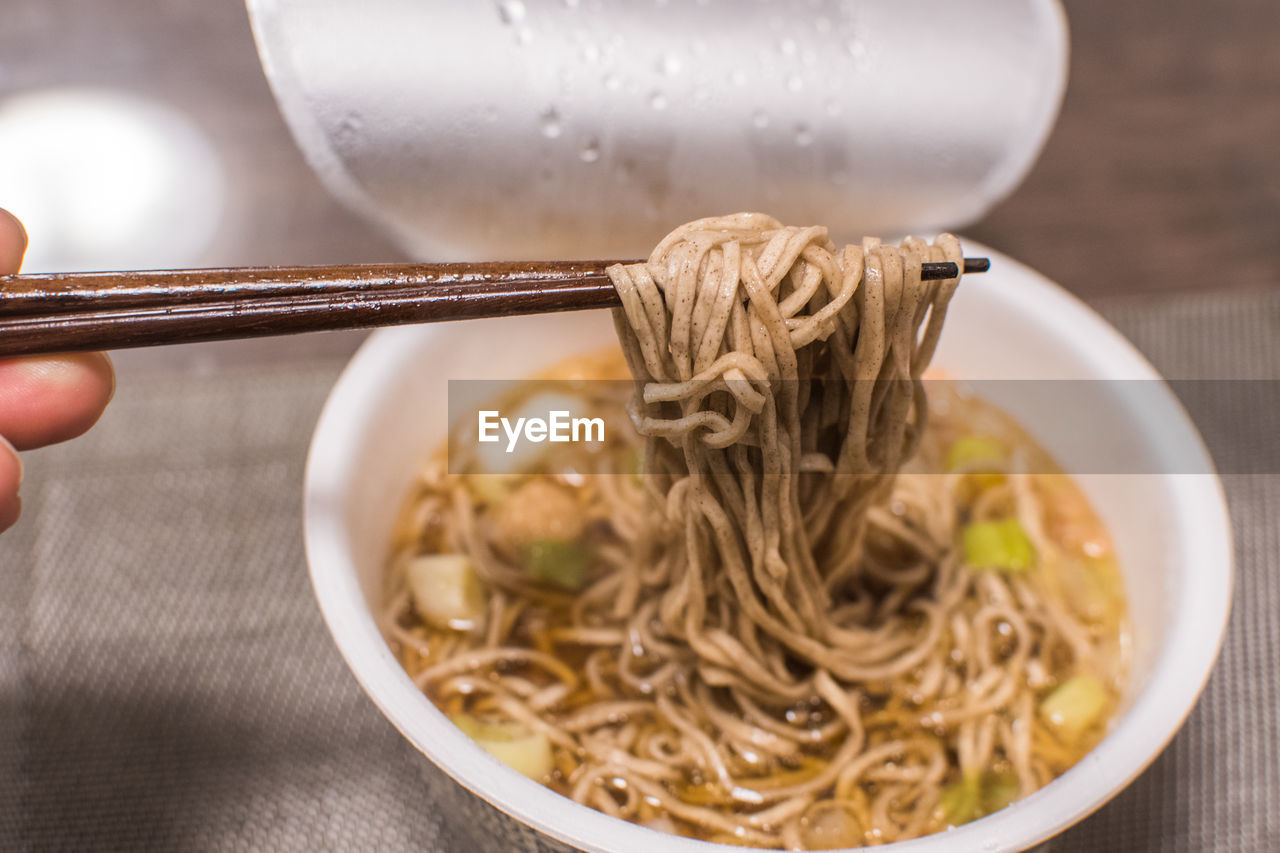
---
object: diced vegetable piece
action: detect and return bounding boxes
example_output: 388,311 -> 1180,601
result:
466,473 -> 518,505
800,801 -> 864,849
939,771 -> 982,826
1040,675 -> 1109,742
524,538 -> 591,590
938,770 -> 1021,827
405,554 -> 486,631
962,519 -> 1037,572
946,436 -> 1004,472
452,714 -> 554,780
495,480 -> 587,549
472,430 -> 532,479
981,771 -> 1021,815
473,391 -> 591,476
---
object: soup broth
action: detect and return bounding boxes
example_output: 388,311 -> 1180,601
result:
383,350 -> 1129,849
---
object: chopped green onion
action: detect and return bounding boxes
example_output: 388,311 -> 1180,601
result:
1040,675 -> 1109,743
981,771 -> 1021,815
524,538 -> 591,590
946,436 -> 1004,472
938,770 -> 1022,827
405,554 -> 486,631
472,391 -> 590,476
452,714 -> 553,780
962,519 -> 1037,572
799,801 -> 864,849
939,771 -> 982,826
466,473 -> 518,504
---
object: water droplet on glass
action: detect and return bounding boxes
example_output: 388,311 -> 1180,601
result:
778,37 -> 797,56
539,107 -> 563,138
729,69 -> 747,86
581,42 -> 600,62
656,53 -> 682,76
751,110 -> 770,129
579,137 -> 601,163
515,27 -> 533,45
794,124 -> 813,146
562,0 -> 580,7
649,91 -> 668,110
603,72 -> 621,91
497,0 -> 526,25
847,39 -> 867,59
815,16 -> 832,33
786,73 -> 803,92
824,98 -> 842,116
334,113 -> 363,145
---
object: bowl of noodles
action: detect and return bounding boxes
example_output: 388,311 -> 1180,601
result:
304,217 -> 1232,851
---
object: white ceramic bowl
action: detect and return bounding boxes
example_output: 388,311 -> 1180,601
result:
304,241 -> 1233,852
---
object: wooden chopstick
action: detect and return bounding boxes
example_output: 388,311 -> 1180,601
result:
0,260 -> 627,316
0,258 -> 988,357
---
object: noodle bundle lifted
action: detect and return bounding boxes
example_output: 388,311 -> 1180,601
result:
608,213 -> 960,695
385,214 -> 1127,848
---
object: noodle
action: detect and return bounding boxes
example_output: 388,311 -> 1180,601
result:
383,214 -> 1129,848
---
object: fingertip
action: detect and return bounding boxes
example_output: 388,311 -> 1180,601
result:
0,353 -> 117,450
0,208 -> 28,274
82,350 -> 117,405
0,495 -> 20,533
0,436 -> 21,533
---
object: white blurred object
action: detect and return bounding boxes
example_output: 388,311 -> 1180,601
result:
0,88 -> 225,273
248,0 -> 1067,260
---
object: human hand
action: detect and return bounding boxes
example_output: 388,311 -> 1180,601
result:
1,208 -> 115,532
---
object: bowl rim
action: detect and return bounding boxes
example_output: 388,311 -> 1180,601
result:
303,240 -> 1234,853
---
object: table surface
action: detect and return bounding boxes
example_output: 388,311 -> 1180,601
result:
4,286 -> 1277,853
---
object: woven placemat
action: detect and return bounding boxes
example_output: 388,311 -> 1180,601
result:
2,290 -> 1277,851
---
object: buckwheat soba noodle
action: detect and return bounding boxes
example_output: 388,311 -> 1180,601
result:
384,214 -> 1129,849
